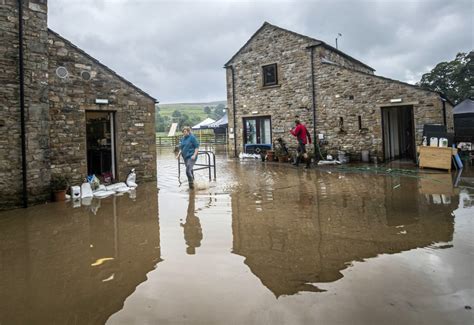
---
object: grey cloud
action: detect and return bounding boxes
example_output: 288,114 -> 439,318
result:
48,0 -> 473,103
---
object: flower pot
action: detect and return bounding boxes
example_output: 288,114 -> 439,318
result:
266,150 -> 274,161
278,155 -> 289,163
53,190 -> 67,202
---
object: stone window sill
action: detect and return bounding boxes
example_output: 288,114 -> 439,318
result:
260,84 -> 281,90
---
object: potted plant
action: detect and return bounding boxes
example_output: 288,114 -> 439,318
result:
51,174 -> 69,202
274,138 -> 290,163
266,150 -> 275,162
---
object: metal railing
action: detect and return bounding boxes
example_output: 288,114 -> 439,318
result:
178,150 -> 216,182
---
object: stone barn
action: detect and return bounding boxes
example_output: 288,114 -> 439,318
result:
0,0 -> 157,209
225,22 -> 453,161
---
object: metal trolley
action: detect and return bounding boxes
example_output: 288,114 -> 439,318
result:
178,150 -> 216,183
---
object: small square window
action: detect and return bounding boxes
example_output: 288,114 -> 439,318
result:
262,64 -> 278,86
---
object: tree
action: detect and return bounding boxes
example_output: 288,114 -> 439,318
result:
172,110 -> 182,118
418,52 -> 473,104
208,103 -> 226,120
204,106 -> 211,114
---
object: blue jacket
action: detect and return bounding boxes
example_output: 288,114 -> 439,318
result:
180,134 -> 199,160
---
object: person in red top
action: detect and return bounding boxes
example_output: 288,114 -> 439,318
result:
290,118 -> 312,168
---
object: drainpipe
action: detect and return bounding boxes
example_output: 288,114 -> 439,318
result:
309,46 -> 317,157
18,0 -> 28,208
441,97 -> 447,126
230,66 -> 237,157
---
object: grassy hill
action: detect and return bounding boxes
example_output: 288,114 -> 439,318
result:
157,101 -> 226,119
155,100 -> 226,133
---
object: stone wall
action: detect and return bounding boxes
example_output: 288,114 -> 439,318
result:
1,0 -> 156,210
315,45 -> 374,74
315,60 -> 454,160
226,23 -> 383,157
0,0 -> 50,209
226,23 -> 453,161
48,31 -> 156,185
226,23 -> 313,156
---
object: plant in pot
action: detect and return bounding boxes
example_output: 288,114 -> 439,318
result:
51,174 -> 69,202
274,137 -> 290,163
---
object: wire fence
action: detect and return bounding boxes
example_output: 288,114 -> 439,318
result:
156,133 -> 228,148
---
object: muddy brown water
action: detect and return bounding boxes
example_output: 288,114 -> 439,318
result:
0,152 -> 473,325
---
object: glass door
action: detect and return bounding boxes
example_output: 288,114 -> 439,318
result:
243,116 -> 272,152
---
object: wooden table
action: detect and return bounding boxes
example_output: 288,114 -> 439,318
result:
417,146 -> 457,171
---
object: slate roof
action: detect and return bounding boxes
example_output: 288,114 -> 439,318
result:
454,99 -> 474,115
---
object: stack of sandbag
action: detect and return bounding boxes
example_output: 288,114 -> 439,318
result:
78,170 -> 138,200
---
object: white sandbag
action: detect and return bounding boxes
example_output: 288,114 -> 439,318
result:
116,186 -> 130,193
93,190 -> 116,198
126,169 -> 138,188
105,182 -> 128,191
81,182 -> 93,198
239,152 -> 260,160
317,160 -> 341,165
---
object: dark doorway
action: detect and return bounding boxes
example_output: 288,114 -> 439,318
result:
243,116 -> 272,153
86,111 -> 116,182
381,105 -> 415,161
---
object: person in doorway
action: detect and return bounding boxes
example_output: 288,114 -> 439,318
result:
290,118 -> 312,168
180,190 -> 202,255
177,126 -> 199,189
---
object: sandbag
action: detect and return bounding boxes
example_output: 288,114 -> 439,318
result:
81,182 -> 93,198
126,169 -> 137,188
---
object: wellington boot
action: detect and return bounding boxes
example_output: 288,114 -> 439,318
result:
292,157 -> 300,166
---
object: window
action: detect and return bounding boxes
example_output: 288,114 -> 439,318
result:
262,64 -> 278,86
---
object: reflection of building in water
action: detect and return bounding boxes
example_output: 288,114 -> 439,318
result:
181,191 -> 203,255
231,171 -> 457,297
0,185 -> 160,324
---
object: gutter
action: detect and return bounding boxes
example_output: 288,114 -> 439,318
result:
18,0 -> 28,208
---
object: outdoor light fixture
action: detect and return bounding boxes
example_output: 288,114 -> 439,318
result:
390,98 -> 402,103
95,98 -> 109,105
251,111 -> 259,114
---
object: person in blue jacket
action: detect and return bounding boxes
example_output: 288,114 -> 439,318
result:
177,126 -> 199,189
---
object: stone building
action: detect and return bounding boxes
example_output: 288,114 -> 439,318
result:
1,0 -> 157,209
225,22 -> 453,161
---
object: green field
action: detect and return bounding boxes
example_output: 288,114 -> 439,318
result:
157,101 -> 226,119
155,100 -> 226,132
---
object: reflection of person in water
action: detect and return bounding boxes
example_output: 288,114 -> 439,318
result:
180,191 -> 203,255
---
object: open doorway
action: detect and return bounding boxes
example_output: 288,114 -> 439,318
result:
381,105 -> 415,161
86,111 -> 116,182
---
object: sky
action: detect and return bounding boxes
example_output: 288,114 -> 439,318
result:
48,0 -> 473,104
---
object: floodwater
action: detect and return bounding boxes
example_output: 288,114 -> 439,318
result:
0,151 -> 473,325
